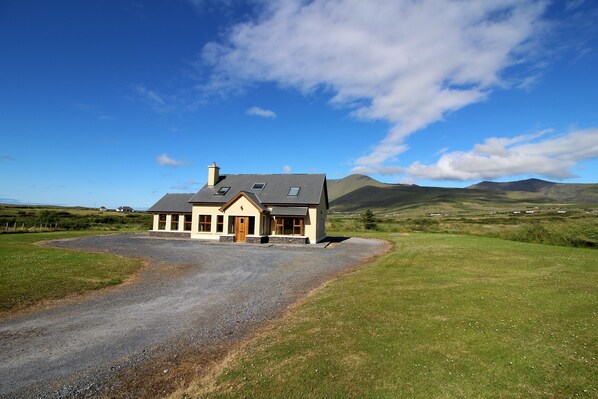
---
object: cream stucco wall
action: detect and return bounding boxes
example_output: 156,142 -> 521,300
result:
191,205 -> 222,239
314,188 -> 328,242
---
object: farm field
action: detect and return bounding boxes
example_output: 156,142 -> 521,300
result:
173,232 -> 597,398
0,203 -> 152,232
328,210 -> 598,249
0,232 -> 144,313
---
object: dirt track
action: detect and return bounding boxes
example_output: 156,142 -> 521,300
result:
0,234 -> 386,398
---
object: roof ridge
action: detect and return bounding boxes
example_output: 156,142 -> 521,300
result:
221,173 -> 325,176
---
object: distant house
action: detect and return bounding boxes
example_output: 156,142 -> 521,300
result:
99,206 -> 107,212
148,163 -> 328,244
116,206 -> 134,213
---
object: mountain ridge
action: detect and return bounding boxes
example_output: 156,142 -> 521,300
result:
328,175 -> 598,212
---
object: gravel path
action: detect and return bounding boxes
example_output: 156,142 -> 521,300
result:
0,234 -> 385,398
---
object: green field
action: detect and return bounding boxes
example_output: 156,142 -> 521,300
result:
174,233 -> 598,398
0,204 -> 152,232
0,232 -> 144,312
329,211 -> 598,248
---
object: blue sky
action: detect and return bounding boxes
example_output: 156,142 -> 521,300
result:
1,0 -> 598,209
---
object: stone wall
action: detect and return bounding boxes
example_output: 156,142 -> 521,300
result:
268,236 -> 308,244
219,235 -> 235,243
246,236 -> 269,244
149,231 -> 191,239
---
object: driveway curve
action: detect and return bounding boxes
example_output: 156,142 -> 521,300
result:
0,234 -> 386,398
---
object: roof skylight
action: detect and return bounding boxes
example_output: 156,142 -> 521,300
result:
287,187 -> 300,196
215,186 -> 230,196
252,183 -> 266,190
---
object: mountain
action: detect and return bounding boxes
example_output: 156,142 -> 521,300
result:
328,174 -> 390,201
467,178 -> 598,203
328,175 -> 598,214
467,178 -> 556,192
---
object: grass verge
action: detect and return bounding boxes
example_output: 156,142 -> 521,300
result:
173,233 -> 597,398
0,231 -> 144,313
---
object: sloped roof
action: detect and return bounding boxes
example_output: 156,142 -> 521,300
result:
219,191 -> 269,212
270,206 -> 308,216
189,174 -> 327,207
148,193 -> 194,213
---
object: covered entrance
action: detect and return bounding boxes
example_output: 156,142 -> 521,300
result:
219,191 -> 267,243
229,215 -> 255,243
235,216 -> 249,242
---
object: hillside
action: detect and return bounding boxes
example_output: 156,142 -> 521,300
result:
329,175 -> 598,214
327,174 -> 389,201
468,178 -> 598,203
468,178 -> 556,192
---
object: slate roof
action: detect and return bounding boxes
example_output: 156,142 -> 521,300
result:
148,193 -> 194,213
189,174 -> 328,207
270,206 -> 309,216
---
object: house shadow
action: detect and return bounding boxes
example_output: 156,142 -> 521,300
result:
321,236 -> 350,244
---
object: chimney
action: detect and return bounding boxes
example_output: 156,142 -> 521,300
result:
208,162 -> 220,186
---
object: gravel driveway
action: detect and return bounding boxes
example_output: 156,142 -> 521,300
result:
0,234 -> 385,398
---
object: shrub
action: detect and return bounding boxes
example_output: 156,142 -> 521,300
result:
362,209 -> 377,230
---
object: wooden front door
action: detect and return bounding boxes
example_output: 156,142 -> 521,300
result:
235,216 -> 249,242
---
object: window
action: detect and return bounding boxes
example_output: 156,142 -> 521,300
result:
184,214 -> 192,231
248,216 -> 255,235
293,218 -> 302,235
198,215 -> 212,232
216,215 -> 224,233
287,187 -> 300,196
171,214 -> 179,231
274,217 -> 303,236
158,214 -> 167,230
252,183 -> 266,190
215,186 -> 230,196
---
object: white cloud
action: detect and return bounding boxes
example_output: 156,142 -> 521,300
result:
246,106 -> 277,118
203,0 -> 549,173
135,85 -> 169,112
406,128 -> 598,180
156,154 -> 190,167
283,165 -> 292,174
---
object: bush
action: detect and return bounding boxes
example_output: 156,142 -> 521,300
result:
362,209 -> 378,230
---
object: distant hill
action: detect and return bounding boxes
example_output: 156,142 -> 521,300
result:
468,178 -> 598,203
467,178 -> 556,192
328,175 -> 598,214
328,174 -> 389,201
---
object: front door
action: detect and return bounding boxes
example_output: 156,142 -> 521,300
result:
235,216 -> 249,242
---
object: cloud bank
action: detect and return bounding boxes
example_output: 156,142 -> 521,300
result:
407,128 -> 598,180
203,0 -> 550,177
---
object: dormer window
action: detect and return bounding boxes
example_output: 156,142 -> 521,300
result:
215,186 -> 230,196
252,183 -> 266,190
287,187 -> 300,196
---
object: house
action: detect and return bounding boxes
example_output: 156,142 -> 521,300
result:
116,206 -> 134,213
148,163 -> 328,244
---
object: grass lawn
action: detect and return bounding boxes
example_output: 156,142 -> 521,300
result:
0,231 -> 144,312
175,233 -> 597,398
